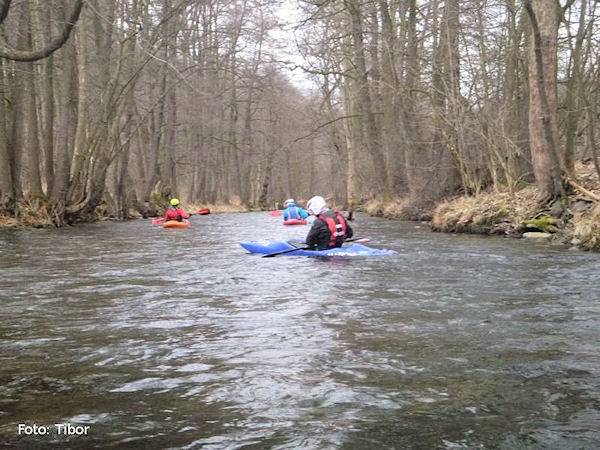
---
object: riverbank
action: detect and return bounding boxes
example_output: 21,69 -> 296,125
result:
0,202 -> 252,230
3,165 -> 599,253
366,161 -> 600,252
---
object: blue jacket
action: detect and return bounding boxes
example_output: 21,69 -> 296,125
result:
283,203 -> 309,220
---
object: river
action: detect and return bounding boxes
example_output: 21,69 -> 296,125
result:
1,212 -> 599,449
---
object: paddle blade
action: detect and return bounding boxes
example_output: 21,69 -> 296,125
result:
151,217 -> 164,225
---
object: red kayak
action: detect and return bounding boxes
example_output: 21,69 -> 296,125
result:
269,210 -> 283,216
163,220 -> 190,228
283,219 -> 307,226
197,208 -> 210,215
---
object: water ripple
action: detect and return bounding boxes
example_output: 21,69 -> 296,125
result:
1,214 -> 599,448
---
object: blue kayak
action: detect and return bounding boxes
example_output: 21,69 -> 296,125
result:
240,241 -> 397,257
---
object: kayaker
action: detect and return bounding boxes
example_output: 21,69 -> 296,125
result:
164,198 -> 190,222
305,195 -> 353,250
282,198 -> 309,221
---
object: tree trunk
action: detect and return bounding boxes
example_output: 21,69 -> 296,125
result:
344,0 -> 387,195
22,0 -> 43,196
378,0 -> 406,195
563,0 -> 587,177
141,63 -> 167,212
503,0 -> 532,186
525,0 -> 564,200
402,0 -> 422,202
0,58 -> 14,212
434,0 -> 463,195
49,3 -> 78,219
36,0 -> 55,196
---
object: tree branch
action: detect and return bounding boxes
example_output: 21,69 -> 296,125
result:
566,177 -> 600,202
0,0 -> 84,61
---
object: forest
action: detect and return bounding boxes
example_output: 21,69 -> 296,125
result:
0,0 -> 599,235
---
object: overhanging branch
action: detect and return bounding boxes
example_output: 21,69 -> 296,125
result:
0,0 -> 84,62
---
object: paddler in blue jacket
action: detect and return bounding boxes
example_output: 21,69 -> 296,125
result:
282,198 -> 309,221
305,196 -> 353,249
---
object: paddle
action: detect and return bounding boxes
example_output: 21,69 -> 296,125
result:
262,237 -> 371,258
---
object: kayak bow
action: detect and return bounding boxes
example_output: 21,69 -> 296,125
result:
163,220 -> 190,228
283,219 -> 307,226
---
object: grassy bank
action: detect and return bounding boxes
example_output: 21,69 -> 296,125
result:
365,162 -> 600,252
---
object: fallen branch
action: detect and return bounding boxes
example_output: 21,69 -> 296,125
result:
566,177 -> 600,202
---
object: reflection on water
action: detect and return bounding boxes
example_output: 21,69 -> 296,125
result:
1,212 -> 599,448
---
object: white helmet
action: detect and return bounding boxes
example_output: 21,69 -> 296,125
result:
306,196 -> 327,215
284,198 -> 295,207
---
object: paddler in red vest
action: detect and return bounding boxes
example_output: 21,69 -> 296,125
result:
305,196 -> 353,250
164,198 -> 190,222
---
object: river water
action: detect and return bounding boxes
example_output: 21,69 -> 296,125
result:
1,212 -> 599,449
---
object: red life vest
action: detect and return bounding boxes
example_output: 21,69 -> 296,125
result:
164,208 -> 188,221
317,211 -> 347,248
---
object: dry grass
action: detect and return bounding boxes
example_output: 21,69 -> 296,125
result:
0,215 -> 21,228
6,200 -> 54,228
364,199 -> 385,217
364,196 -> 435,221
430,186 -> 540,234
382,198 -> 411,218
573,204 -> 600,251
185,195 -> 253,214
187,202 -> 250,214
427,162 -> 600,248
